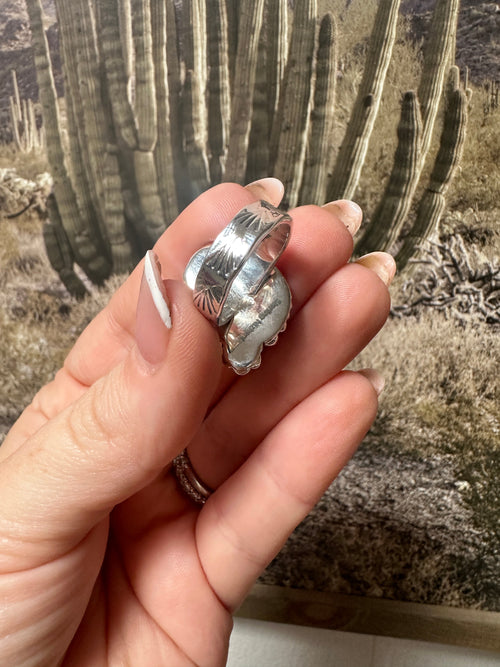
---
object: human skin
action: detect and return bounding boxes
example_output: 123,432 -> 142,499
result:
0,179 -> 394,666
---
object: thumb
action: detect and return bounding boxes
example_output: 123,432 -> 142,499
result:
0,252 -> 221,569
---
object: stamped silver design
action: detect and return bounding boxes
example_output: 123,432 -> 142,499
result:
184,200 -> 292,374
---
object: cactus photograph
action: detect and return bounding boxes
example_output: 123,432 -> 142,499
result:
0,0 -> 499,625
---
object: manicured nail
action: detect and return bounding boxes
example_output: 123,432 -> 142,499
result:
135,250 -> 171,365
355,251 -> 396,287
358,368 -> 385,396
322,199 -> 363,236
245,177 -> 285,207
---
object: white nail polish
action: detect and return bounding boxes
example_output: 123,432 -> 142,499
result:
144,250 -> 172,329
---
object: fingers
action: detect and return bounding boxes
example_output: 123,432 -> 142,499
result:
276,203 -> 353,316
65,187 -> 353,389
188,258 -> 392,488
0,277 -> 222,570
238,177 -> 284,209
196,370 -> 380,611
63,182 -> 278,388
322,199 -> 363,236
2,181 -> 285,454
7,185 -> 357,457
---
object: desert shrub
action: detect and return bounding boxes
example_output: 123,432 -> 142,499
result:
351,311 -> 499,544
353,313 -> 499,458
392,231 -> 500,325
0,166 -> 52,223
0,143 -> 49,182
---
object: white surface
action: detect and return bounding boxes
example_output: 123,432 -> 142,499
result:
228,618 -> 500,667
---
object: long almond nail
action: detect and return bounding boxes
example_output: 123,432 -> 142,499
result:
245,177 -> 284,207
322,199 -> 363,236
358,368 -> 385,396
135,250 -> 171,365
355,251 -> 396,286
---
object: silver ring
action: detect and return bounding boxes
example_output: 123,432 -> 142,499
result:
193,200 -> 291,326
172,449 -> 212,505
184,200 -> 293,374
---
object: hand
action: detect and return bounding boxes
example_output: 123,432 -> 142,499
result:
0,180 -> 394,666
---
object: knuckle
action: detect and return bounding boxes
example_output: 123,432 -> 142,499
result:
65,375 -> 126,464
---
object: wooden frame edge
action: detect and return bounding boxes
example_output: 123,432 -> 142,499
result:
236,584 -> 500,652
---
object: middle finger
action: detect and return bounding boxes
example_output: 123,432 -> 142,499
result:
187,259 -> 392,489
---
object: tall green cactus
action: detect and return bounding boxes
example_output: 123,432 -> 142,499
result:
356,0 -> 461,257
25,0 -> 111,289
270,0 -> 317,208
43,195 -> 88,298
224,0 -> 266,183
356,91 -> 423,255
180,0 -> 211,196
151,0 -> 178,222
27,0 -> 466,295
266,0 -> 288,129
206,0 -> 231,184
9,70 -> 44,153
327,0 -> 402,203
396,70 -> 468,269
98,0 -> 138,150
300,13 -> 338,206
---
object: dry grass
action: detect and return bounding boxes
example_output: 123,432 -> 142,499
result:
0,217 -> 124,438
353,313 -> 499,456
0,144 -> 48,181
350,311 -> 499,545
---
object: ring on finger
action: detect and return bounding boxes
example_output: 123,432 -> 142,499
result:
172,448 -> 213,505
184,200 -> 293,375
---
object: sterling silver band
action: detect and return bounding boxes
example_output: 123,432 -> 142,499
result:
172,449 -> 213,505
193,201 -> 291,327
184,200 -> 293,375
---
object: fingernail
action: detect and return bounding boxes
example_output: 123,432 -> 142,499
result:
245,177 -> 284,207
355,251 -> 396,287
322,199 -> 363,236
136,250 -> 172,365
358,368 -> 385,396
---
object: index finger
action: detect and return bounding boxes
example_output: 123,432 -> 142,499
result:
65,182 -> 280,387
6,182 -> 355,452
2,183 -> 261,455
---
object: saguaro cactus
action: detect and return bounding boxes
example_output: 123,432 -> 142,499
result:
206,0 -> 231,184
356,92 -> 423,255
396,72 -> 468,268
270,0 -> 317,209
300,13 -> 338,205
9,70 -> 44,153
356,0 -> 461,257
27,0 -> 466,295
327,0 -> 402,203
25,0 -> 110,292
224,0 -> 266,183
